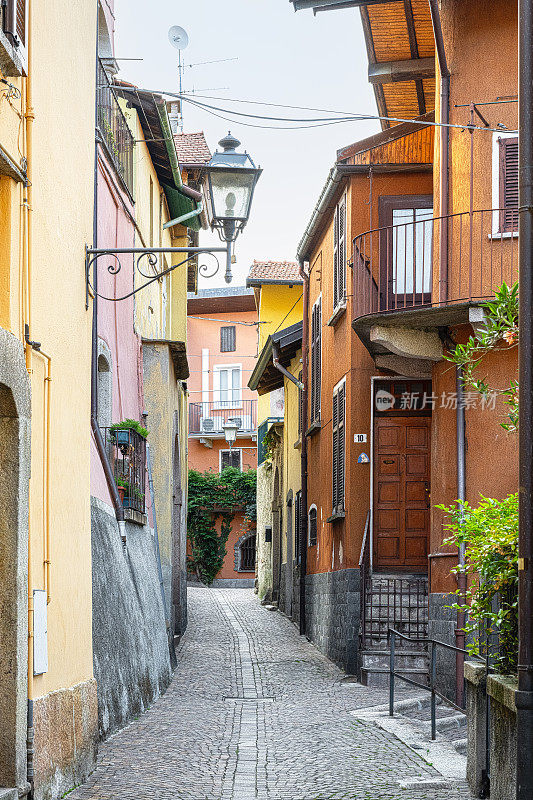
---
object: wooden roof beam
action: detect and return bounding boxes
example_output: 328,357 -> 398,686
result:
291,0 -> 403,11
368,58 -> 435,85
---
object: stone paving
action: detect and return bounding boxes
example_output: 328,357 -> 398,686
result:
70,588 -> 474,800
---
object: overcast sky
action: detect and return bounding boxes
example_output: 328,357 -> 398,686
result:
114,0 -> 379,287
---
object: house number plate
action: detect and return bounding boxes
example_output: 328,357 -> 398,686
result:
354,434 -> 367,443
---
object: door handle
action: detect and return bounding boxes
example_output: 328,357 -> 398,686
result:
383,459 -> 395,464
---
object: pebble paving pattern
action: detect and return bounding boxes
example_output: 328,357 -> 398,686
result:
70,587 -> 474,800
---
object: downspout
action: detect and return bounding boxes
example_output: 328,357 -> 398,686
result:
298,258 -> 309,636
272,341 -> 304,391
428,0 -> 450,305
163,202 -> 203,231
91,11 -> 125,543
517,1 -> 533,797
455,366 -> 466,708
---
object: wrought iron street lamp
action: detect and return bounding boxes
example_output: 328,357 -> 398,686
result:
204,132 -> 262,283
222,421 -> 239,449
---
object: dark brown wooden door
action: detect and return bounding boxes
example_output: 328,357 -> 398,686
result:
374,416 -> 430,570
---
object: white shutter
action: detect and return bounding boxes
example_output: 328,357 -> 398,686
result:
333,206 -> 339,309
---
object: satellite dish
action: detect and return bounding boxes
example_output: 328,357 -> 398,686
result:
168,25 -> 189,50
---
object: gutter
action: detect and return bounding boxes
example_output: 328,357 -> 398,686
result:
298,258 -> 309,636
272,341 -> 304,391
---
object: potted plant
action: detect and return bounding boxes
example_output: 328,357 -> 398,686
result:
116,476 -> 129,505
109,419 -> 149,441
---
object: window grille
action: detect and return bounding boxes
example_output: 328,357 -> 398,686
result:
310,298 -> 321,425
220,325 -> 236,352
221,449 -> 241,471
309,506 -> 318,547
332,382 -> 346,515
499,137 -> 519,233
238,535 -> 256,572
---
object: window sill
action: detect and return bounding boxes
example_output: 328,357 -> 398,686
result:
326,510 -> 345,524
488,231 -> 519,240
327,303 -> 347,327
124,508 -> 148,526
306,420 -> 322,437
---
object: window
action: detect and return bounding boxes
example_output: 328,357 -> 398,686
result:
1,0 -> 27,75
220,448 -> 242,471
235,534 -> 256,572
308,505 -> 318,547
333,194 -> 347,310
499,137 -> 519,233
332,380 -> 346,515
310,297 -> 321,425
214,364 -> 242,408
220,325 -> 236,352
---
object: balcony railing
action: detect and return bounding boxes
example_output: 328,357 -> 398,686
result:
103,427 -> 146,514
97,59 -> 134,196
189,400 -> 257,436
352,208 -> 518,321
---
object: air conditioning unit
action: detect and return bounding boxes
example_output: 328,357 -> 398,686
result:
228,417 -> 243,430
201,418 -> 215,433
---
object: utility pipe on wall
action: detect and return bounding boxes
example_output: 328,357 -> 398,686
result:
455,366 -> 467,709
517,1 -> 533,797
298,259 -> 309,637
272,341 -> 304,391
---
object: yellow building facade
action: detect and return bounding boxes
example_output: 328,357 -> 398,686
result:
0,1 -> 98,797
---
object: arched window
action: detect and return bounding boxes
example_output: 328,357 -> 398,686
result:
235,533 -> 256,572
308,505 -> 318,547
97,343 -> 112,431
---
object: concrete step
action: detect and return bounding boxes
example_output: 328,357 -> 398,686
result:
0,790 -> 18,800
361,665 -> 429,688
454,738 -> 468,755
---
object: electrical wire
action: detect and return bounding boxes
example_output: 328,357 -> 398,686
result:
272,293 -> 304,336
188,316 -> 263,326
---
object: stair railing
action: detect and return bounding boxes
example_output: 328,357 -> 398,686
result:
358,511 -> 371,674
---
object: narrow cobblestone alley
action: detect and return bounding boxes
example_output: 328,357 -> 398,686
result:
71,589 -> 473,800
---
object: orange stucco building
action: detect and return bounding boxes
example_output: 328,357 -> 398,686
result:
291,0 -> 519,695
187,287 -> 259,585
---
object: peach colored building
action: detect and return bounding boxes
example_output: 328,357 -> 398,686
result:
187,287 -> 259,585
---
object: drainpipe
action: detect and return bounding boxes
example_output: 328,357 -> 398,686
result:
163,201 -> 203,231
298,258 -> 309,636
91,11 -> 125,543
455,367 -> 466,708
272,341 -> 304,391
428,0 -> 450,305
517,1 -> 533,797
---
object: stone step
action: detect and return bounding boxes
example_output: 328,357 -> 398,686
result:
361,665 -> 430,688
454,738 -> 468,755
0,790 -> 18,800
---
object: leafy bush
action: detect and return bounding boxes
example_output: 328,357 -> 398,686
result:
109,418 -> 149,438
438,493 -> 518,675
187,467 -> 257,585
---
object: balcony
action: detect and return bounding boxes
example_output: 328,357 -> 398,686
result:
352,208 -> 518,358
189,400 -> 257,439
103,427 -> 146,516
97,59 -> 134,197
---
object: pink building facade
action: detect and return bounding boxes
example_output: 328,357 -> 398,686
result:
187,287 -> 259,586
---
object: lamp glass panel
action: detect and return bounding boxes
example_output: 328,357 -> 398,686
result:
209,170 -> 255,220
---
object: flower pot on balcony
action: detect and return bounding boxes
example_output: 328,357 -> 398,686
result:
117,486 -> 125,504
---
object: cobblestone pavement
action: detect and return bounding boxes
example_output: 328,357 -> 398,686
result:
71,588 -> 473,800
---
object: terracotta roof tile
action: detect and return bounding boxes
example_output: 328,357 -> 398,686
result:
174,132 -> 211,165
247,260 -> 302,285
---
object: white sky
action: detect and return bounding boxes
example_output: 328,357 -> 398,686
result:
114,0 -> 379,288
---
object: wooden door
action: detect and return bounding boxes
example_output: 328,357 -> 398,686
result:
374,416 -> 430,570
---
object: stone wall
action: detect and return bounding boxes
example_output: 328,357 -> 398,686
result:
305,569 -> 360,674
33,679 -> 98,800
91,497 -> 172,739
256,462 -> 273,601
428,593 -> 457,701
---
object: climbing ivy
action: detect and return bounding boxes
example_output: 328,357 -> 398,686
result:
187,467 -> 257,585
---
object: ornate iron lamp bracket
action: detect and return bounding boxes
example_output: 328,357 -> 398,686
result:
85,245 -> 229,308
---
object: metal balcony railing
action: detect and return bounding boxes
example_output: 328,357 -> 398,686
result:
103,426 -> 146,514
352,208 -> 518,321
97,59 -> 134,196
188,400 -> 257,436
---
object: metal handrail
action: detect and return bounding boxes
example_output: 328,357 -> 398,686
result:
388,626 -> 486,740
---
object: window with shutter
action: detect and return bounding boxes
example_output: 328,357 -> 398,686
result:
333,194 -> 347,310
220,326 -> 236,352
499,138 -> 519,233
220,449 -> 242,471
298,370 -> 303,436
332,380 -> 346,515
310,297 -> 321,425
308,506 -> 318,547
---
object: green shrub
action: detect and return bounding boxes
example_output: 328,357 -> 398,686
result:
438,493 -> 518,675
187,467 -> 257,585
